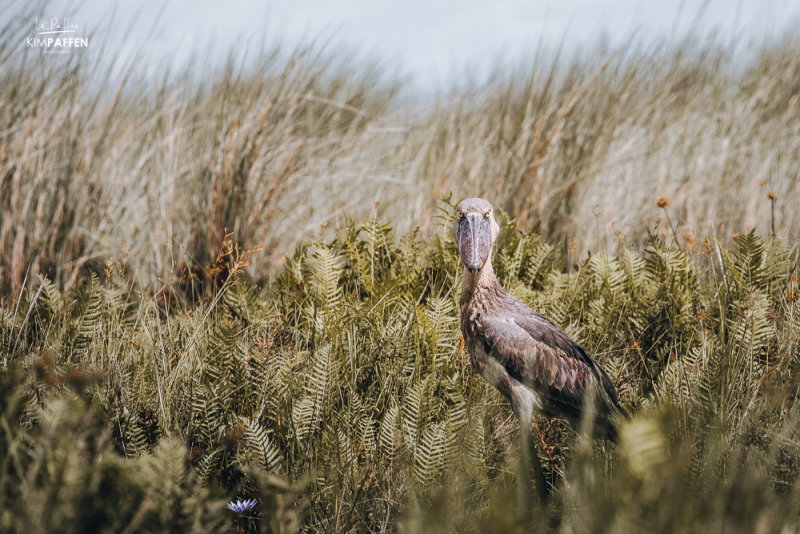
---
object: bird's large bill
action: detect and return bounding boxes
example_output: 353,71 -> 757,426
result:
457,213 -> 492,272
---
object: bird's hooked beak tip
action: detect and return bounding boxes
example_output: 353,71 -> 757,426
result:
467,264 -> 481,273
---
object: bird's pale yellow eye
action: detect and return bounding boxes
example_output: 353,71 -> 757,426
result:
458,211 -> 464,218
484,211 -> 491,218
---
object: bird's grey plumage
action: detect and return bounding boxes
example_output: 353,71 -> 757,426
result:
454,198 -> 623,440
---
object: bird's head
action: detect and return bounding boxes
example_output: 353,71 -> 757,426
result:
452,198 -> 500,273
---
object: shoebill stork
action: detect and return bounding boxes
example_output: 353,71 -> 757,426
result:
453,198 -> 624,501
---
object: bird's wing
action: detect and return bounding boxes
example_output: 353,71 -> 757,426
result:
478,309 -> 620,420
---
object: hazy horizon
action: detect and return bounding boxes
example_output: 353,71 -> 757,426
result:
6,0 -> 800,89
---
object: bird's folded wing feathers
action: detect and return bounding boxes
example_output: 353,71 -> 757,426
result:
479,312 -> 618,417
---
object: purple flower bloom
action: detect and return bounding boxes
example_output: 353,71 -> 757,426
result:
227,498 -> 257,514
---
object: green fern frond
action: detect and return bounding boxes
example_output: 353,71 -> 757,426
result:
72,272 -> 102,355
308,246 -> 344,310
379,401 -> 401,459
241,416 -> 283,471
414,421 -> 447,488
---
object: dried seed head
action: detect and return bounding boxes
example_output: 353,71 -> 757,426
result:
656,197 -> 670,209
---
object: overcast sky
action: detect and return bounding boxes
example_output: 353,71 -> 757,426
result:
9,0 -> 800,88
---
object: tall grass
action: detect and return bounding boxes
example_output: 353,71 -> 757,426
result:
1,21 -> 799,298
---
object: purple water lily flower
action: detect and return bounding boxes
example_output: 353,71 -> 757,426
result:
227,498 -> 257,514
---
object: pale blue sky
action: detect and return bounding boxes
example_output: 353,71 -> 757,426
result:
9,0 -> 800,87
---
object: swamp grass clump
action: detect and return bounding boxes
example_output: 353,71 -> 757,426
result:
1,208 -> 799,533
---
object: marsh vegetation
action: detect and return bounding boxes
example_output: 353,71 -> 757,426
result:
1,14 -> 800,532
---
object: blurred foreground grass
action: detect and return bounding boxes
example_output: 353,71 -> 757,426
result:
1,207 -> 800,532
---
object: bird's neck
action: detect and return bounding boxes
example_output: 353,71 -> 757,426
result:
460,256 -> 500,305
